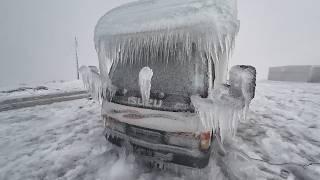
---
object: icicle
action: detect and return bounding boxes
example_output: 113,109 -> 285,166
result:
191,91 -> 245,143
95,27 -> 237,72
193,65 -> 256,142
139,67 -> 153,106
229,65 -> 256,119
79,65 -> 117,102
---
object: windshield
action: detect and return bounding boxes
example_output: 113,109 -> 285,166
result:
110,50 -> 211,112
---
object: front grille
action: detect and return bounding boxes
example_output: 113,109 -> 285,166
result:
127,125 -> 165,144
106,116 -> 166,144
105,116 -> 198,150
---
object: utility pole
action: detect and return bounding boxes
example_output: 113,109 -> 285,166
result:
75,36 -> 80,80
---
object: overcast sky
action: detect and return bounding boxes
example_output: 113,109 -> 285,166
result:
1,0 -> 319,86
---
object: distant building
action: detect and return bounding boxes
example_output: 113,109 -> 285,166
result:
268,65 -> 320,83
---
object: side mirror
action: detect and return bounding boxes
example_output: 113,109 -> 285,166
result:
79,65 -> 117,102
229,65 -> 256,103
88,66 -> 99,74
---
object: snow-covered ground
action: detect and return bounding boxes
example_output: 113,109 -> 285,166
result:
0,80 -> 84,102
0,81 -> 320,180
229,81 -> 320,179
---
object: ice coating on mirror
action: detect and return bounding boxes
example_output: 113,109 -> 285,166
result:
139,67 -> 153,106
79,66 -> 116,102
229,65 -> 256,119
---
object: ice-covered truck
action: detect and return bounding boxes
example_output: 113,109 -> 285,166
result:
80,0 -> 256,169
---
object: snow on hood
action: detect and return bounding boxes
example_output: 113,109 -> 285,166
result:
94,0 -> 240,87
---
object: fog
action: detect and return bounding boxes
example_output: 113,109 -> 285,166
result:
0,0 -> 319,86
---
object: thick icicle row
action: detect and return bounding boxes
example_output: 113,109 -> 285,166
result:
79,66 -> 117,102
96,28 -> 236,82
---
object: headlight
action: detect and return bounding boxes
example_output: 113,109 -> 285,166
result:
199,131 -> 212,151
165,132 -> 199,149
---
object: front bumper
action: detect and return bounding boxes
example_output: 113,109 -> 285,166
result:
105,127 -> 211,169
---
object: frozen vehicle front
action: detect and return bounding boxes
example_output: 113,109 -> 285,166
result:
101,45 -> 214,168
80,0 -> 256,169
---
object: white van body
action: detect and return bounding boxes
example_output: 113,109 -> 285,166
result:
80,0 -> 256,169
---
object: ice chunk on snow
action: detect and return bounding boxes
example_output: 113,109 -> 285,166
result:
79,66 -> 116,102
139,67 -> 153,106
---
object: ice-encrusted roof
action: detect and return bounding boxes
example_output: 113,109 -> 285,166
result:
95,0 -> 239,43
94,0 -> 240,90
